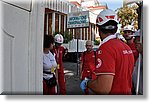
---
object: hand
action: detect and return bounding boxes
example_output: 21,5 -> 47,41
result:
135,42 -> 143,54
80,75 -> 82,80
64,48 -> 68,57
80,79 -> 88,92
80,71 -> 83,80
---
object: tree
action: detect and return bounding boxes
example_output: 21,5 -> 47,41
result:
117,5 -> 139,30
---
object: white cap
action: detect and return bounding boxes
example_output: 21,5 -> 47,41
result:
123,25 -> 136,32
54,34 -> 64,44
96,9 -> 118,26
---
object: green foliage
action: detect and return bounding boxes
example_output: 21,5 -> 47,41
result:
94,39 -> 100,45
117,5 -> 138,30
63,30 -> 73,43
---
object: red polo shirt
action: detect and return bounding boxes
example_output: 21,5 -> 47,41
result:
80,51 -> 96,71
128,42 -> 139,63
53,46 -> 65,71
94,38 -> 134,94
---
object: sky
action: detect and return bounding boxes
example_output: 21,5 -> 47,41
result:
98,0 -> 123,10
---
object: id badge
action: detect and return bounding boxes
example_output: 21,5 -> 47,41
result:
57,64 -> 60,69
51,66 -> 55,73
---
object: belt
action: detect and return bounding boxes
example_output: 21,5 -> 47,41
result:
43,71 -> 52,74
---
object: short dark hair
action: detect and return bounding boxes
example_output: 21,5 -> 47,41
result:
44,34 -> 54,48
97,20 -> 118,34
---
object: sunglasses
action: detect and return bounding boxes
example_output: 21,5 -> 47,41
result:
86,45 -> 92,47
124,31 -> 132,33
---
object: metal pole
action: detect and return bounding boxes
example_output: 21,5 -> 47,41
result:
76,29 -> 79,76
76,37 -> 79,76
136,1 -> 143,95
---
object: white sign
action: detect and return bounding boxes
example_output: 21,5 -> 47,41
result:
67,11 -> 89,28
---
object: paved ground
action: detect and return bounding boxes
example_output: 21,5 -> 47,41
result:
63,62 -> 84,95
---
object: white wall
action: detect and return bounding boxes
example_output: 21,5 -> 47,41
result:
0,0 -> 44,94
2,0 -> 32,11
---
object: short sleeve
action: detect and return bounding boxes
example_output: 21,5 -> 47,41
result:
94,45 -> 115,76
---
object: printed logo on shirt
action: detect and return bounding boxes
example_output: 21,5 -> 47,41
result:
132,50 -> 137,53
96,58 -> 102,68
98,50 -> 102,54
123,50 -> 133,54
92,55 -> 95,57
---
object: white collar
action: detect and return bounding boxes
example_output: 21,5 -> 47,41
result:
101,34 -> 116,45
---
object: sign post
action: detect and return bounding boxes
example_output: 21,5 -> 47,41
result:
67,11 -> 89,76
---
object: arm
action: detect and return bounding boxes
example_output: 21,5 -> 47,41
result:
79,62 -> 83,79
64,48 -> 68,57
62,46 -> 68,57
135,42 -> 143,56
87,74 -> 114,94
79,53 -> 84,79
55,67 -> 58,83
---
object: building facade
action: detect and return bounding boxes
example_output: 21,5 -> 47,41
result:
44,0 -> 107,42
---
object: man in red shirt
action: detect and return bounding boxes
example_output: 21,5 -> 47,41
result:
123,25 -> 139,63
53,34 -> 67,95
80,9 -> 134,94
79,40 -> 96,94
122,25 -> 140,94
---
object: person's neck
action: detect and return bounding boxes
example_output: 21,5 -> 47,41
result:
87,49 -> 93,53
127,38 -> 134,44
44,49 -> 49,54
101,33 -> 112,41
55,45 -> 60,48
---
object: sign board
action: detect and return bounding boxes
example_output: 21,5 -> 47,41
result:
67,11 -> 90,28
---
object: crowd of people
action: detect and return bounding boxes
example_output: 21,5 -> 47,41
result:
43,9 -> 143,95
80,9 -> 143,95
